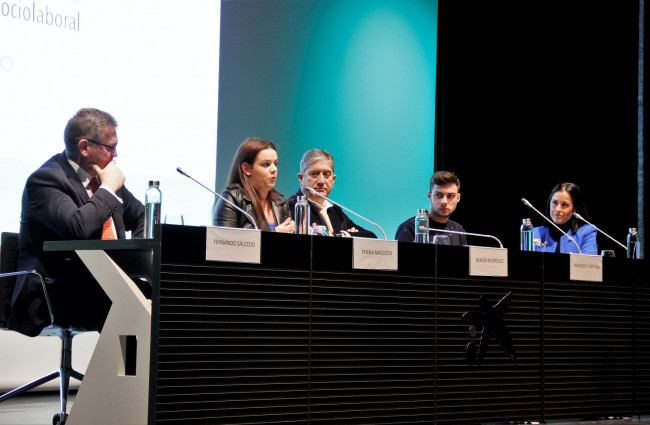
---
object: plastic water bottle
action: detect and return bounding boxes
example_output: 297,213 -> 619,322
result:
294,196 -> 310,234
627,227 -> 639,259
415,209 -> 429,243
520,218 -> 534,251
145,181 -> 161,238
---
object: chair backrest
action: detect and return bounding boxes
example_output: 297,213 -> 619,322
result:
0,232 -> 19,328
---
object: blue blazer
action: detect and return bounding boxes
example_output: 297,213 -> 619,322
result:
533,224 -> 598,255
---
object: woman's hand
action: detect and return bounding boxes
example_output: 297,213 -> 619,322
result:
274,217 -> 295,233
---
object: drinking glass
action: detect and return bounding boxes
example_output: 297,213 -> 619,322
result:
164,214 -> 184,225
433,234 -> 450,245
311,225 -> 329,236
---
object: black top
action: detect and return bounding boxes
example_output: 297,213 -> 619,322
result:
395,216 -> 467,246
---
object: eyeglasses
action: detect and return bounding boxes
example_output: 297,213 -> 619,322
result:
86,139 -> 117,153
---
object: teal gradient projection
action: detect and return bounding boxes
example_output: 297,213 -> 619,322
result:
289,0 -> 437,237
218,0 -> 438,238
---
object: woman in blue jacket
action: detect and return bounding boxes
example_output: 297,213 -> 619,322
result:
533,182 -> 598,254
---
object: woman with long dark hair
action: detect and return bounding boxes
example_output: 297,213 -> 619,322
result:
532,182 -> 597,254
212,137 -> 294,232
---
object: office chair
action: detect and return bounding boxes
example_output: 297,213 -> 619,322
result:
0,232 -> 86,425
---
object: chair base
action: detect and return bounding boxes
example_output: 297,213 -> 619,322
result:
0,329 -> 84,425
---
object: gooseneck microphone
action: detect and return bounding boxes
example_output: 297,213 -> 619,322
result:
176,167 -> 259,230
521,198 -> 581,254
305,187 -> 387,239
428,228 -> 504,248
573,212 -> 627,251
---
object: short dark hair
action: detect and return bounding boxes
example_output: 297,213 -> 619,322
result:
64,108 -> 118,158
430,170 -> 460,191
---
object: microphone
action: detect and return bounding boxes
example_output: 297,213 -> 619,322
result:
304,187 -> 387,239
176,167 -> 259,230
573,212 -> 627,251
521,198 -> 581,254
428,228 -> 503,248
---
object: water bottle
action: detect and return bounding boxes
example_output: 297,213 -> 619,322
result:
414,209 -> 429,243
627,227 -> 639,259
520,218 -> 534,251
145,181 -> 161,238
294,196 -> 310,234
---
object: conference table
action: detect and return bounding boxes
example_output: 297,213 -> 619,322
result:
45,224 -> 650,425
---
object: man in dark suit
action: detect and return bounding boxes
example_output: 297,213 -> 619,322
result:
287,149 -> 376,238
8,107 -> 145,337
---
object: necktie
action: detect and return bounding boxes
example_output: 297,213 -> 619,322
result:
88,178 -> 117,240
316,205 -> 334,236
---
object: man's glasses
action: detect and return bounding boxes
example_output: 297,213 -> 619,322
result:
86,139 -> 117,153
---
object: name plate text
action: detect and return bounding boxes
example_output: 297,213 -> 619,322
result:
353,238 -> 398,271
206,226 -> 261,264
569,253 -> 602,282
469,246 -> 508,277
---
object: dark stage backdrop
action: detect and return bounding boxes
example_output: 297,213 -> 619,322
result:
216,0 -> 439,238
435,0 -> 645,254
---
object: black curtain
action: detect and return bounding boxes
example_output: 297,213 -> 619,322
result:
435,0 -> 644,254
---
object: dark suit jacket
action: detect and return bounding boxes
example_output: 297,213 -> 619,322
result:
8,152 -> 145,336
287,190 -> 377,238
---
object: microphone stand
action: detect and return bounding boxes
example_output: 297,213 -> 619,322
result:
305,187 -> 387,239
573,212 -> 627,252
521,198 -> 581,254
177,167 -> 259,230
429,228 -> 504,248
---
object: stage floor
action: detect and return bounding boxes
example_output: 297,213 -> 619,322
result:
1,391 -> 649,425
0,391 -> 76,425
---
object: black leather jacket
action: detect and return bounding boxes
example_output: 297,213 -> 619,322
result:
212,184 -> 291,231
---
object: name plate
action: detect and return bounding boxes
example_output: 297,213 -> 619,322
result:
569,253 -> 602,282
205,226 -> 261,264
353,238 -> 398,271
468,246 -> 508,277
